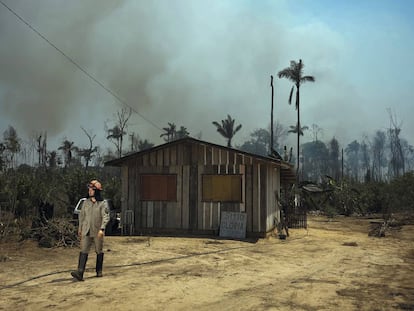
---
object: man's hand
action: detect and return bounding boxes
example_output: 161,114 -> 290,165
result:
97,229 -> 104,239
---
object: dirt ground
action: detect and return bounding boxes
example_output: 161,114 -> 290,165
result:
1,215 -> 413,311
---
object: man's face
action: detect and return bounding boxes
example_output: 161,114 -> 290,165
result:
88,187 -> 95,197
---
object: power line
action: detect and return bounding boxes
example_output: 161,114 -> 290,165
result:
0,0 -> 163,132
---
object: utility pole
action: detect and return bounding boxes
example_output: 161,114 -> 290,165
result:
270,75 -> 274,153
130,133 -> 134,152
341,148 -> 344,187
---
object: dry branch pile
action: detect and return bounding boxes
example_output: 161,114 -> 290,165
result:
21,217 -> 79,248
368,221 -> 388,237
368,214 -> 413,237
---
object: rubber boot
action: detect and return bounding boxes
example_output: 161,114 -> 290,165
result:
71,252 -> 88,281
96,253 -> 104,277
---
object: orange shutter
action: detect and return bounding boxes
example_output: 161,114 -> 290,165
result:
141,175 -> 177,201
202,175 -> 242,202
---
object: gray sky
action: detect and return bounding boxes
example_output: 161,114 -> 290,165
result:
1,0 -> 413,154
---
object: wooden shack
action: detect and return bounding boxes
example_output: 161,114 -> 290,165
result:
105,137 -> 295,238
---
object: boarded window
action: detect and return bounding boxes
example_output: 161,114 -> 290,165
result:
141,174 -> 177,201
202,174 -> 242,202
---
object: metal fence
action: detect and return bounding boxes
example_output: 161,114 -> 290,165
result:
285,204 -> 307,229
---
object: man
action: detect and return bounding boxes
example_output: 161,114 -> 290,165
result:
71,179 -> 109,281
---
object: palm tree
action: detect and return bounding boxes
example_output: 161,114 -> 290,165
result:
77,147 -> 98,169
106,108 -> 132,158
58,139 -> 77,167
107,125 -> 125,157
160,122 -> 177,142
288,123 -> 309,136
212,114 -> 242,148
176,126 -> 190,139
278,59 -> 315,183
138,139 -> 154,151
3,126 -> 21,168
48,150 -> 58,168
79,127 -> 98,170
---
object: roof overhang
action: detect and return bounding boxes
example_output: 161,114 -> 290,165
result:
105,137 -> 293,168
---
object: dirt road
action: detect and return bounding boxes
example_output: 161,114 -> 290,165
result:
1,216 -> 413,310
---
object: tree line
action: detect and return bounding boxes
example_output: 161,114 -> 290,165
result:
1,110 -> 413,211
1,110 -> 413,183
1,59 -> 413,223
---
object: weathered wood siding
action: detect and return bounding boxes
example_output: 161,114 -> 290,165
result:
120,140 -> 281,236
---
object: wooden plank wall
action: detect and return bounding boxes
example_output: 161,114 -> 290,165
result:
121,141 -> 281,235
265,166 -> 281,232
197,144 -> 249,232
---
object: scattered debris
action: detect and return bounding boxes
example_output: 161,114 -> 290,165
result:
0,254 -> 11,262
20,217 -> 79,248
368,221 -> 388,237
342,241 -> 358,247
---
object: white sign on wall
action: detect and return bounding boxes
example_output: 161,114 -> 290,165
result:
219,211 -> 247,239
